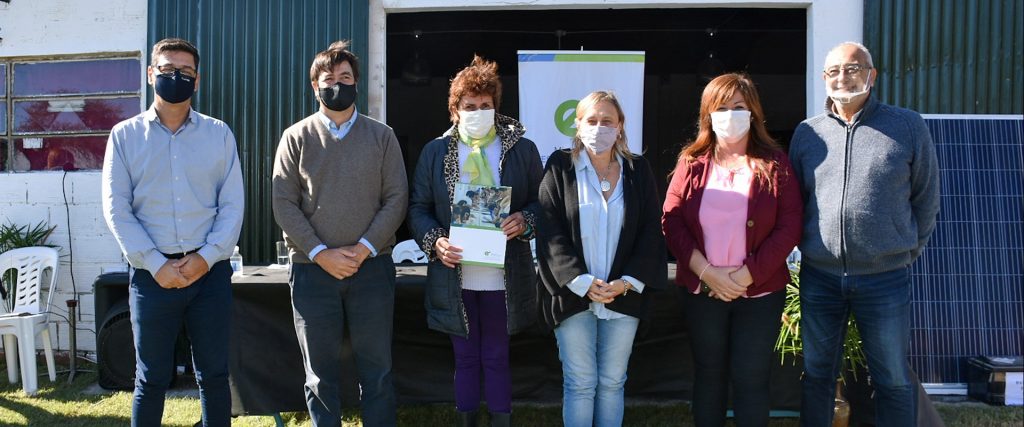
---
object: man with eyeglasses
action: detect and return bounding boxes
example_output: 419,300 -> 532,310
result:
788,42 -> 939,426
102,38 -> 243,427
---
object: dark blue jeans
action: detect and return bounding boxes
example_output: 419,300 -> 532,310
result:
799,264 -> 916,427
129,260 -> 232,427
290,256 -> 397,427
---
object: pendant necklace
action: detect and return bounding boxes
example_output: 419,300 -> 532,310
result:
599,159 -> 616,192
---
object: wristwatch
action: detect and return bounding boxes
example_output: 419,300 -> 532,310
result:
621,278 -> 632,296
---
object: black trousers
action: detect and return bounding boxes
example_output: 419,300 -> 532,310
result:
682,288 -> 785,427
290,257 -> 397,427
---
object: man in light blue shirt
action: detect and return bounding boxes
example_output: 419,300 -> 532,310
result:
102,38 -> 243,427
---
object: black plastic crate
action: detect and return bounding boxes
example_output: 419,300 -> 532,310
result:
967,356 -> 1023,405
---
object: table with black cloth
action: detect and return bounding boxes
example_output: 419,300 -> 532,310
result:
228,264 -> 803,416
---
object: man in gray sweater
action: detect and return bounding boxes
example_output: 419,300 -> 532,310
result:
789,42 -> 939,427
272,40 -> 408,427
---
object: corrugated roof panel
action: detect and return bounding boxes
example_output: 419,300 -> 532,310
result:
865,0 -> 1023,114
149,0 -> 370,262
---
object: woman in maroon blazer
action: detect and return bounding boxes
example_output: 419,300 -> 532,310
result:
662,73 -> 803,426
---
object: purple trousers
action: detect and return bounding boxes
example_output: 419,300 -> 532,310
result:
450,289 -> 512,413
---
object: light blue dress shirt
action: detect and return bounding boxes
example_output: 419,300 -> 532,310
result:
102,107 -> 245,273
567,153 -> 646,319
307,109 -> 378,260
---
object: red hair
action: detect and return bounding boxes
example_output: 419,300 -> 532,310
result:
447,55 -> 502,123
679,73 -> 781,192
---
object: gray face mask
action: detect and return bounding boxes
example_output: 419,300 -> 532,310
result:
578,125 -> 618,154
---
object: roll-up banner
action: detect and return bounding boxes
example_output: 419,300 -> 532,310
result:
517,50 -> 645,165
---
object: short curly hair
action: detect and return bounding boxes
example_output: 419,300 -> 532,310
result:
447,55 -> 502,123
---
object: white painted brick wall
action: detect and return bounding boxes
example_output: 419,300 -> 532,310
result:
2,0 -> 147,355
0,172 -> 126,354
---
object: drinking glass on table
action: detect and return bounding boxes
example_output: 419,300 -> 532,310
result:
276,241 -> 290,266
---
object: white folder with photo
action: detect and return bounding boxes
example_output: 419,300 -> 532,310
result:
449,182 -> 511,268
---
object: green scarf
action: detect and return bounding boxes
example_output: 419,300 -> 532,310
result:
458,127 -> 497,186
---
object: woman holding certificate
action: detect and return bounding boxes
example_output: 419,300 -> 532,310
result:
407,55 -> 543,427
662,73 -> 802,426
536,91 -> 666,427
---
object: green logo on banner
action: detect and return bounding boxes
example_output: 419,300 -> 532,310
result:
554,99 -> 579,137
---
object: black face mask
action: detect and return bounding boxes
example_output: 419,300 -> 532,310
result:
154,70 -> 196,104
318,82 -> 357,112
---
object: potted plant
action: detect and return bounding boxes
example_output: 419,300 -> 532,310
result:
776,260 -> 868,427
0,221 -> 58,312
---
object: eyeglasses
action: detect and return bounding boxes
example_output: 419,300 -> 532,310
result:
824,64 -> 870,78
154,64 -> 197,78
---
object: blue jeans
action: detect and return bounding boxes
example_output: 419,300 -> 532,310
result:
130,260 -> 232,427
290,257 -> 397,427
799,264 -> 916,427
554,310 -> 639,427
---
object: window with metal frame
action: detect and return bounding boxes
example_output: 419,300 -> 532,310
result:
1,55 -> 143,172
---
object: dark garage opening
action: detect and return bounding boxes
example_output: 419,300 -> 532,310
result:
387,7 -> 806,242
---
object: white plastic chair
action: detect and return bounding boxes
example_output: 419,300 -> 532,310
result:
0,247 -> 59,395
391,239 -> 427,264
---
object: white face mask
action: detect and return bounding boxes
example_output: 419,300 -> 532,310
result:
710,110 -> 752,141
577,124 -> 619,154
458,109 -> 495,139
827,69 -> 873,104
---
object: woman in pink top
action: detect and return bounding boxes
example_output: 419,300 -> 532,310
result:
662,73 -> 803,426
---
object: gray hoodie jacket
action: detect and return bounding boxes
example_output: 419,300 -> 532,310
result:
789,96 -> 940,276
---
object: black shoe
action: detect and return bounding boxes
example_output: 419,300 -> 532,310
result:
458,410 -> 479,427
489,412 -> 510,427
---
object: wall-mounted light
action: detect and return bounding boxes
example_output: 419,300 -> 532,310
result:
401,30 -> 431,86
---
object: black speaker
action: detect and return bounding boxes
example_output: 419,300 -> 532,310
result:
94,272 -> 133,390
97,300 -> 135,390
92,272 -> 191,390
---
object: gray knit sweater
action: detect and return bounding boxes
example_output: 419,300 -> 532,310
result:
272,113 -> 408,264
789,96 -> 940,276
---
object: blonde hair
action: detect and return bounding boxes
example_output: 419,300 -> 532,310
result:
571,91 -> 634,164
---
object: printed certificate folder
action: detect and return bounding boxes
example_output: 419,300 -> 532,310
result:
449,182 -> 512,268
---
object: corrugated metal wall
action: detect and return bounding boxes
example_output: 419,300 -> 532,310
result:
864,0 -> 1023,114
148,0 -> 370,262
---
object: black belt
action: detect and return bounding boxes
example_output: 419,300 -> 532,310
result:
161,248 -> 200,259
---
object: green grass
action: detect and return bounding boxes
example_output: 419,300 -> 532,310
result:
934,401 -> 1024,427
1,359 -> 1021,426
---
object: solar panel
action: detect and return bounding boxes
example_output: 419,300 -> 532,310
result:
911,115 -> 1024,385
